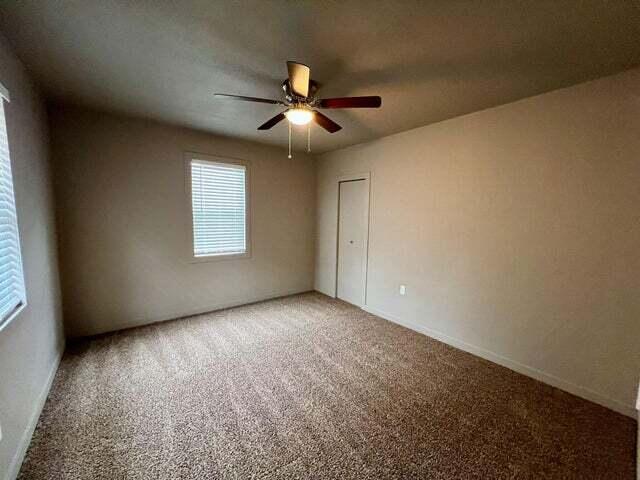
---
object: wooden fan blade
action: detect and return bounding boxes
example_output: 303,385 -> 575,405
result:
319,96 -> 382,109
214,93 -> 284,105
257,112 -> 287,130
313,111 -> 342,133
286,61 -> 310,98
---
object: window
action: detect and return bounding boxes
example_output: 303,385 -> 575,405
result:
0,84 -> 26,330
187,154 -> 249,259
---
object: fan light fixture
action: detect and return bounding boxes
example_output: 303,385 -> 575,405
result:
285,108 -> 313,126
214,61 -> 382,158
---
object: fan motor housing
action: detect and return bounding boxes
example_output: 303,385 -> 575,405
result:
282,79 -> 319,104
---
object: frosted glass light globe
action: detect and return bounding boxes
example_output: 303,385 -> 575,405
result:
285,108 -> 313,126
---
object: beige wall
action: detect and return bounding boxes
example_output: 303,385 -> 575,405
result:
0,35 -> 64,479
316,68 -> 640,416
50,106 -> 315,337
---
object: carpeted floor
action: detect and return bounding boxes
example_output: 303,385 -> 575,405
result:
19,292 -> 635,479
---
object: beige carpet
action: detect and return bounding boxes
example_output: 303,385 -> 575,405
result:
19,292 -> 635,479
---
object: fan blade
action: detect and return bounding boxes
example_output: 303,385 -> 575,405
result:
319,96 -> 382,109
257,112 -> 287,130
286,61 -> 310,98
313,111 -> 342,133
214,93 -> 284,105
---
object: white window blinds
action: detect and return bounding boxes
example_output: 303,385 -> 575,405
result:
0,90 -> 26,329
190,159 -> 247,257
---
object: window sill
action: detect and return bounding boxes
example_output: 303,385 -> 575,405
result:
0,301 -> 27,333
189,251 -> 251,264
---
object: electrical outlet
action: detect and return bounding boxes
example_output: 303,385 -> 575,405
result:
399,285 -> 406,296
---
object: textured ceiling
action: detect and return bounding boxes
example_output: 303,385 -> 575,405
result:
1,1 -> 640,153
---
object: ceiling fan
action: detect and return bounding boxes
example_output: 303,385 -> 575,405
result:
214,61 -> 382,157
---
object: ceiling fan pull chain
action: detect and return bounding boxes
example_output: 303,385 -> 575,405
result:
307,124 -> 311,153
288,122 -> 292,159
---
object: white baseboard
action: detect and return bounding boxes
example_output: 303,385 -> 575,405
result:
72,287 -> 315,337
5,350 -> 63,480
362,304 -> 637,419
134,288 -> 315,329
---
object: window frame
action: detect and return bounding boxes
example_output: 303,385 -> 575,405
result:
0,83 -> 27,332
184,152 -> 251,263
